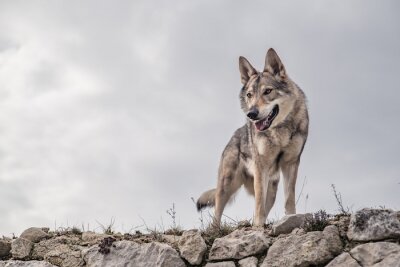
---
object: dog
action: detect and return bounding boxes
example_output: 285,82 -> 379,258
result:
196,48 -> 309,226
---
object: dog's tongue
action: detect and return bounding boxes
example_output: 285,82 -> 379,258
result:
255,118 -> 269,131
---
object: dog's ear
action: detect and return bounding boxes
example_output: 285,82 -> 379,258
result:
264,48 -> 286,80
239,56 -> 257,85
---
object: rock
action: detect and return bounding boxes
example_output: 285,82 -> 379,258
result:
83,240 -> 186,267
238,256 -> 258,267
162,235 -> 180,245
0,240 -> 11,257
262,225 -> 343,267
20,228 -> 49,243
290,228 -> 305,235
44,245 -> 84,267
31,236 -> 84,266
350,242 -> 400,267
81,232 -> 110,246
272,214 -> 307,236
11,238 -> 33,260
347,208 -> 400,241
0,260 -> 56,266
41,228 -> 50,233
209,228 -> 270,260
326,252 -> 361,267
178,230 -> 207,265
205,262 -> 236,267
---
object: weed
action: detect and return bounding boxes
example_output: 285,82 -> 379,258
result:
71,226 -> 82,235
201,221 -> 235,246
166,203 -> 177,229
296,176 -> 307,205
96,218 -> 115,235
165,203 -> 183,235
147,227 -> 164,242
331,184 -> 350,215
98,237 -> 116,255
303,210 -> 331,232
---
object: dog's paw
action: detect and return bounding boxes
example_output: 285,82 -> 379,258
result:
252,224 -> 266,230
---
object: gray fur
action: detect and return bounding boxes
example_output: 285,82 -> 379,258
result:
197,48 -> 309,226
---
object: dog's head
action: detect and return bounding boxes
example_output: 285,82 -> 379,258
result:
239,48 -> 296,132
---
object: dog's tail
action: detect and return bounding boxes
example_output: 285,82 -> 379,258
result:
196,188 -> 216,211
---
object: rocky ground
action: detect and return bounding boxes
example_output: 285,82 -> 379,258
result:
1,208 -> 400,267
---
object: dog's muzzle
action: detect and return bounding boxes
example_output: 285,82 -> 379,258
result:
254,105 -> 279,131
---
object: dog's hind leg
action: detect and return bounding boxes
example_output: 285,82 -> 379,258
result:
214,152 -> 242,226
214,174 -> 242,226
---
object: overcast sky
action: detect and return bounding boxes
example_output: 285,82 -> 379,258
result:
0,1 -> 399,235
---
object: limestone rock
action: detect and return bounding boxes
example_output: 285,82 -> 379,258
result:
0,260 -> 56,267
178,230 -> 206,265
262,225 -> 343,267
20,228 -> 49,243
83,240 -> 185,267
0,240 -> 11,257
161,235 -> 180,245
44,245 -> 84,267
238,256 -> 258,267
326,252 -> 361,267
41,228 -> 50,234
350,242 -> 400,267
81,232 -> 110,246
205,262 -> 236,267
272,214 -> 307,236
11,238 -> 33,260
209,228 -> 270,260
31,236 -> 84,267
347,208 -> 400,241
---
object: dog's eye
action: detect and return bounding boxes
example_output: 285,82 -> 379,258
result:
264,89 -> 272,95
246,92 -> 252,98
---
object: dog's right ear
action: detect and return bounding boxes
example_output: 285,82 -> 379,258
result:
264,48 -> 286,80
239,56 -> 257,85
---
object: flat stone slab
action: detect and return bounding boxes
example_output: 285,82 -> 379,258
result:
238,256 -> 258,267
31,235 -> 84,266
205,262 -> 236,267
262,225 -> 343,267
326,252 -> 361,267
350,241 -> 400,267
347,208 -> 400,241
209,228 -> 270,260
0,261 -> 56,267
84,240 -> 185,267
20,228 -> 49,243
11,238 -> 33,260
178,229 -> 206,265
272,214 -> 307,236
0,240 -> 11,257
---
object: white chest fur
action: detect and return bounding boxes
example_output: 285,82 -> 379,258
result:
255,137 -> 268,155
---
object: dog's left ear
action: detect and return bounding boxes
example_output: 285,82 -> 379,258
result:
239,56 -> 257,85
264,48 -> 286,80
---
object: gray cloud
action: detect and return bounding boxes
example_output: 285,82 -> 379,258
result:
0,0 -> 399,235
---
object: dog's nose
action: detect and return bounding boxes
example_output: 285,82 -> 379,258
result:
247,109 -> 259,120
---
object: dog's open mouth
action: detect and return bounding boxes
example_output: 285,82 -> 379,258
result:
254,105 -> 279,131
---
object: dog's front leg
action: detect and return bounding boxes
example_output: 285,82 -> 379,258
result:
281,160 -> 300,215
264,171 -> 280,218
253,165 -> 266,226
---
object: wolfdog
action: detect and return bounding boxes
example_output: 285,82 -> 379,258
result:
196,48 -> 309,226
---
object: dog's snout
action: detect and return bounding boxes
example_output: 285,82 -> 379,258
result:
247,108 -> 259,120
